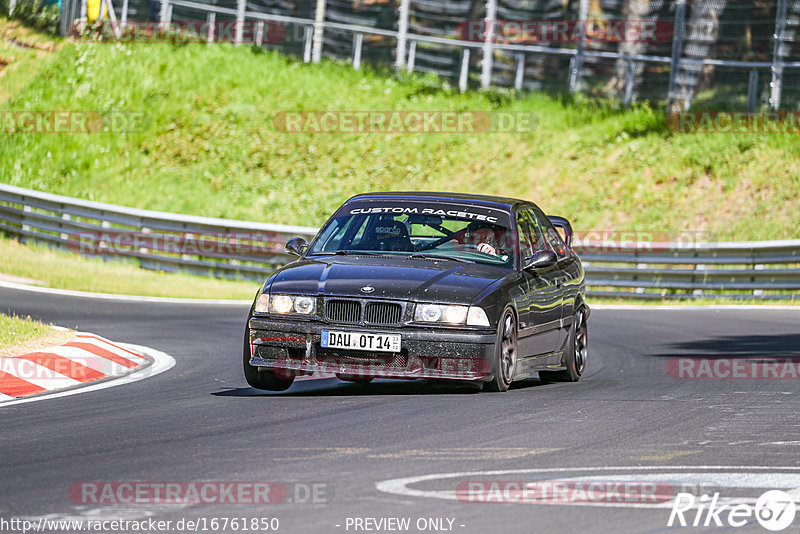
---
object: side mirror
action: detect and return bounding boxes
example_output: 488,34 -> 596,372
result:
547,215 -> 573,248
524,250 -> 558,271
285,237 -> 308,257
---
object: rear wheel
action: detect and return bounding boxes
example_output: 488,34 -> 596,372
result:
539,306 -> 587,383
484,309 -> 517,392
243,326 -> 295,391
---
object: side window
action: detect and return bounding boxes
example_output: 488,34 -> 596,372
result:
516,209 -> 547,260
534,210 -> 568,258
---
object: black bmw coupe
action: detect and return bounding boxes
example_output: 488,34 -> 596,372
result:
244,192 -> 588,392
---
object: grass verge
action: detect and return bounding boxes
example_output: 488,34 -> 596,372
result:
0,236 -> 258,299
0,312 -> 49,348
0,313 -> 78,357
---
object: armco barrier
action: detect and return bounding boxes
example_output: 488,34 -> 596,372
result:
0,183 -> 317,280
0,183 -> 798,300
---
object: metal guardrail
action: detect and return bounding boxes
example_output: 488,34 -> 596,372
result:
0,183 -> 317,281
0,184 -> 798,300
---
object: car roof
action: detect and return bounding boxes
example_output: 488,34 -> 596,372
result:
346,191 -> 536,211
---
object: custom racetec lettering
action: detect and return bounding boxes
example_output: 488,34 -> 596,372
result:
342,203 -> 510,227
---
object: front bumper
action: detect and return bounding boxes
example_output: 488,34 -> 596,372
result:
248,317 -> 496,381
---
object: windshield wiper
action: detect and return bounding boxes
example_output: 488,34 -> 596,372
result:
408,253 -> 471,263
333,250 -> 380,256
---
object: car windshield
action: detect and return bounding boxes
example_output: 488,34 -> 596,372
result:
308,201 -> 515,267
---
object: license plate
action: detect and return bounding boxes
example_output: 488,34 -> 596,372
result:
321,330 -> 401,353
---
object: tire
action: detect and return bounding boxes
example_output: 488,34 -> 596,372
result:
484,308 -> 518,392
336,374 -> 374,384
539,306 -> 587,383
243,326 -> 295,391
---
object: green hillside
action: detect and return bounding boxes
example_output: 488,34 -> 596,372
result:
1,22 -> 798,240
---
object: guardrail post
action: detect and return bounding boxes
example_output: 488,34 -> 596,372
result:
623,57 -> 635,107
255,21 -> 264,46
207,12 -> 216,43
352,33 -> 363,70
59,0 -> 69,36
514,52 -> 525,91
406,40 -> 416,73
480,0 -> 497,89
159,0 -> 169,27
747,69 -> 759,111
569,0 -> 589,93
770,0 -> 788,110
303,25 -> 313,63
60,213 -> 71,242
312,0 -> 326,63
395,0 -> 411,71
234,0 -> 247,45
459,48 -> 470,93
20,205 -> 31,244
120,0 -> 128,30
667,0 -> 687,112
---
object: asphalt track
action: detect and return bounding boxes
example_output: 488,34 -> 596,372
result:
2,284 -> 800,534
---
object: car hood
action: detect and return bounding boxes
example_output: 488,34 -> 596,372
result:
267,255 -> 508,303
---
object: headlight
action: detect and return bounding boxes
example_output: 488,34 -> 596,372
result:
268,295 -> 316,315
416,304 -> 443,322
294,296 -> 315,314
254,293 -> 269,313
467,306 -> 490,326
414,304 -> 488,326
442,305 -> 468,324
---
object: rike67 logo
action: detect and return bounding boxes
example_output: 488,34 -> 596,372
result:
669,490 -> 796,531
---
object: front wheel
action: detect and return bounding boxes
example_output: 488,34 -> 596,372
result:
484,309 -> 517,392
540,307 -> 587,383
243,326 -> 294,391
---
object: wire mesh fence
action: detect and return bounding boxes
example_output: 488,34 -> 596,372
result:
56,0 -> 800,110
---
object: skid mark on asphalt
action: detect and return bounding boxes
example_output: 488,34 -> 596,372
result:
632,450 -> 701,462
268,447 -> 372,461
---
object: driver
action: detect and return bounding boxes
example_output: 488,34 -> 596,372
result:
453,221 -> 509,257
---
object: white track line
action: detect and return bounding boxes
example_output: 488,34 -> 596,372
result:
0,280 -> 251,305
3,279 -> 798,310
3,279 -> 798,309
591,304 -> 800,311
376,465 -> 800,510
0,343 -> 176,407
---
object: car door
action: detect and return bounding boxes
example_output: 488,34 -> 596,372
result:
533,208 -> 578,351
514,208 -> 563,361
